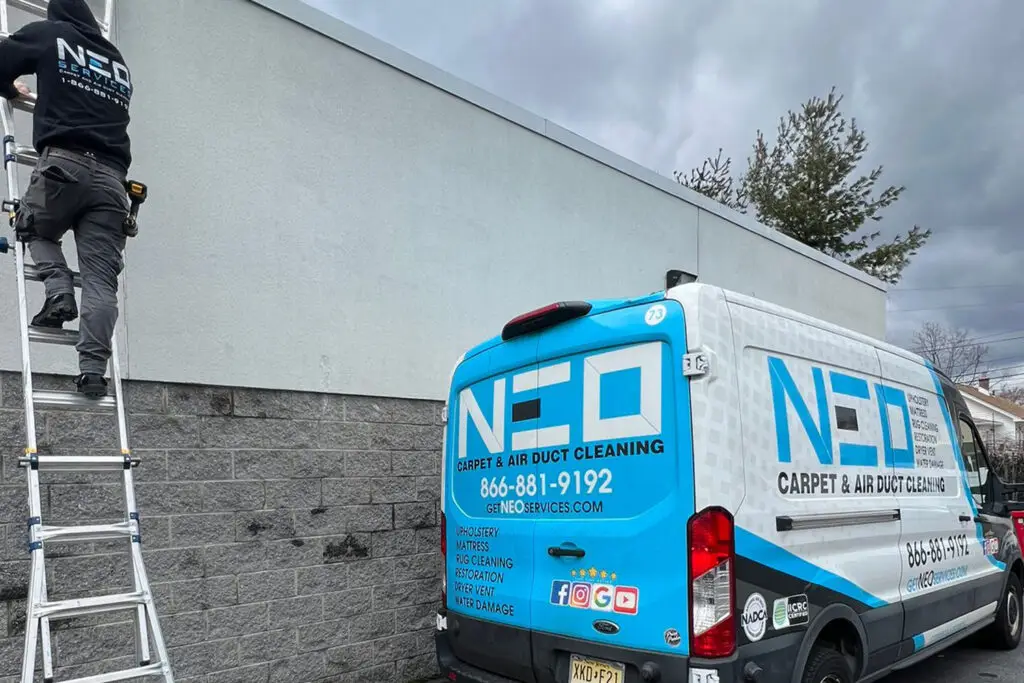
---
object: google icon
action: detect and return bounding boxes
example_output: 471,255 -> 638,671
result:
591,584 -> 614,612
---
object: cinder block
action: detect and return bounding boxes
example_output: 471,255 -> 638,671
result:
0,369 -> 445,682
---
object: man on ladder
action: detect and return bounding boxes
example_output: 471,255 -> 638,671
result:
0,0 -> 134,399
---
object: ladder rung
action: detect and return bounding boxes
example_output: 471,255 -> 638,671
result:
33,389 -> 116,411
11,93 -> 35,114
35,591 -> 147,620
18,455 -> 136,471
60,662 -> 168,683
23,263 -> 82,287
14,144 -> 38,165
8,0 -> 48,18
28,326 -> 78,346
39,522 -> 132,543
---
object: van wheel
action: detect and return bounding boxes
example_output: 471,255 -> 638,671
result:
800,645 -> 854,683
984,572 -> 1022,650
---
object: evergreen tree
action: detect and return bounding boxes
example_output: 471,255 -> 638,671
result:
677,87 -> 931,284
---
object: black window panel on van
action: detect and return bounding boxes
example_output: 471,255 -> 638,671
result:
834,406 -> 859,431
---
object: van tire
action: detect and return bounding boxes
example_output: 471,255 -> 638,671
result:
800,645 -> 854,683
983,572 -> 1022,650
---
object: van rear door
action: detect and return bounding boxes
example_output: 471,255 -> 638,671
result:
444,333 -> 540,682
526,299 -> 695,680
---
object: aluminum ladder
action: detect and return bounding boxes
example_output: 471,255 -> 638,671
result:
0,1 -> 173,681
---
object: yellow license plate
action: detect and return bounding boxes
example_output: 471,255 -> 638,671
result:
569,654 -> 625,683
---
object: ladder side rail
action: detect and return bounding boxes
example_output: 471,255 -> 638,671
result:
121,465 -> 152,668
104,0 -> 145,657
129,542 -> 173,678
39,562 -> 54,681
0,7 -> 44,681
0,82 -> 39,460
110,335 -> 129,453
19,540 -> 42,682
103,0 -> 114,40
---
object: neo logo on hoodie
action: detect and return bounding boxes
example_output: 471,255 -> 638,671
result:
56,37 -> 131,91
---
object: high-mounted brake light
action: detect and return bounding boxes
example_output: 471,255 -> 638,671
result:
501,301 -> 592,341
688,506 -> 735,659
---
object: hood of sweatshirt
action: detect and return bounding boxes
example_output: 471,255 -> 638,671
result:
47,0 -> 101,34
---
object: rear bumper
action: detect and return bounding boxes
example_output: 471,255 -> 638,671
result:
432,610 -> 770,683
434,609 -> 798,683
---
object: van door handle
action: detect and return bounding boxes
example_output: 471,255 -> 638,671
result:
548,546 -> 585,558
958,515 -> 972,522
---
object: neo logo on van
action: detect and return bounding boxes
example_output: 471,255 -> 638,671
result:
768,356 -> 918,469
457,342 -> 663,459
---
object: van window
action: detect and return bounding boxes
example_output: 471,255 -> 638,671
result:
957,415 -> 989,506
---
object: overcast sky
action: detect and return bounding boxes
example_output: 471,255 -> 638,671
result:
303,0 -> 1024,385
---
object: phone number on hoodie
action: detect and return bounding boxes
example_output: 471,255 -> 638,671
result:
479,470 -> 613,499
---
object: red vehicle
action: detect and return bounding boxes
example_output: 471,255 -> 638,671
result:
1014,511 -> 1024,555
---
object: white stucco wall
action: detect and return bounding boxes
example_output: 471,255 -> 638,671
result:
0,0 -> 886,401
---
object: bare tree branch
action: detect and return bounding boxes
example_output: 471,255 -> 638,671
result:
909,321 -> 989,384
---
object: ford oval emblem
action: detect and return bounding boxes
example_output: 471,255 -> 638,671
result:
593,619 -> 620,635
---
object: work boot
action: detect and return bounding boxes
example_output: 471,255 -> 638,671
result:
31,293 -> 78,328
74,373 -> 107,399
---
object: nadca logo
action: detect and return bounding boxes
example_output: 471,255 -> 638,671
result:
457,342 -> 663,458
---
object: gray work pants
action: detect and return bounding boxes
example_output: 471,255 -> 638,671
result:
15,147 -> 128,375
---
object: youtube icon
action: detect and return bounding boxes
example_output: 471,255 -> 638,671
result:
613,586 -> 639,615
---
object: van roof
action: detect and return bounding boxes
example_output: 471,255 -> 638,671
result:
458,282 -> 931,378
716,287 -> 929,369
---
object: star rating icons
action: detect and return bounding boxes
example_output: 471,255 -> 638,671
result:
569,567 -> 618,582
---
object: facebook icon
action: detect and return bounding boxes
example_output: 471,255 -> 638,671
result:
550,581 -> 571,606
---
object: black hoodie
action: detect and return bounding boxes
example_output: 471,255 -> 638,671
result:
0,0 -> 132,173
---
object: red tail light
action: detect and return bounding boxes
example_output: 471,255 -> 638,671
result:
501,301 -> 592,341
688,506 -> 735,658
440,510 -> 448,607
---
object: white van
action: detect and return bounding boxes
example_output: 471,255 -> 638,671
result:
433,282 -> 1022,683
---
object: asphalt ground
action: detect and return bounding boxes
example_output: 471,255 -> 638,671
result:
883,637 -> 1021,683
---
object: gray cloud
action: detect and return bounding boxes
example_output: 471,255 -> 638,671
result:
303,0 -> 1024,382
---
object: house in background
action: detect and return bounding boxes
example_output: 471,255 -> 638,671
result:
957,377 -> 1024,452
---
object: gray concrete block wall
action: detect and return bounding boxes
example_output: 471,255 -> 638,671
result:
0,371 -> 445,683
